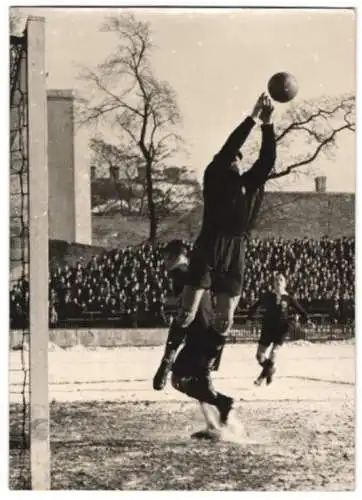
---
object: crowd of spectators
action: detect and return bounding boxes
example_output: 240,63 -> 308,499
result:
10,236 -> 355,329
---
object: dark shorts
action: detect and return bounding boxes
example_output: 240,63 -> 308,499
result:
259,324 -> 288,348
172,344 -> 215,378
186,234 -> 246,296
171,371 -> 217,402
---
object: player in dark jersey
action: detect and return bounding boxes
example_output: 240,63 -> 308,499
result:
152,240 -> 233,439
247,272 -> 314,385
176,93 -> 276,358
152,239 -> 214,391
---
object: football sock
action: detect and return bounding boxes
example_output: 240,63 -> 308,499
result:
161,322 -> 186,362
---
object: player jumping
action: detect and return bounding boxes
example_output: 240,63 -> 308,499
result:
247,272 -> 314,385
175,93 -> 276,368
153,240 -> 233,439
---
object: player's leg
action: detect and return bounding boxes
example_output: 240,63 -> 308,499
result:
176,285 -> 205,328
192,292 -> 239,423
199,402 -> 220,430
170,355 -> 222,439
171,373 -> 220,439
208,236 -> 245,367
214,293 -> 240,334
153,322 -> 186,390
176,241 -> 212,328
171,372 -> 233,427
269,343 -> 280,364
265,330 -> 286,385
254,335 -> 272,386
256,342 -> 269,366
264,343 -> 278,385
209,293 -> 240,372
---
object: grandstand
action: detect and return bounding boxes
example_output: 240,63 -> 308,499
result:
10,236 -> 355,337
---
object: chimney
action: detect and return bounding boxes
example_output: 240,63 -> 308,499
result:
109,166 -> 120,180
315,176 -> 326,193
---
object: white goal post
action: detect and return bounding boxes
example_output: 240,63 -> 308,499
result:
27,16 -> 50,490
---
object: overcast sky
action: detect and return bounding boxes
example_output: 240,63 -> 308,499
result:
15,7 -> 356,192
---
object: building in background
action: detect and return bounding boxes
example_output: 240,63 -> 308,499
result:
48,89 -> 91,245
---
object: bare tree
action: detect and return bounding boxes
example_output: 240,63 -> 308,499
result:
77,13 -> 186,242
270,93 -> 355,181
240,93 -> 354,182
241,93 -> 355,233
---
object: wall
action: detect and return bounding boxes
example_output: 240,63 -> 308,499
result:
10,324 -> 353,350
11,329 -> 169,349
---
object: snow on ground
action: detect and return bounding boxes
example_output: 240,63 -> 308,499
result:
9,341 -> 355,404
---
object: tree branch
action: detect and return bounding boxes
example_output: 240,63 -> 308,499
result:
275,99 -> 355,142
86,69 -> 144,119
270,123 -> 351,180
115,116 -> 139,145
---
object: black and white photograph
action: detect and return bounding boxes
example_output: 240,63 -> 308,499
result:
7,3 -> 356,491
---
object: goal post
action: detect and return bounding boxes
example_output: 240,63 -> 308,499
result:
27,16 -> 50,490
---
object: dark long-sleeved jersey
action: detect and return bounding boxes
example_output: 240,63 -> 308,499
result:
247,291 -> 309,328
200,117 -> 276,238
